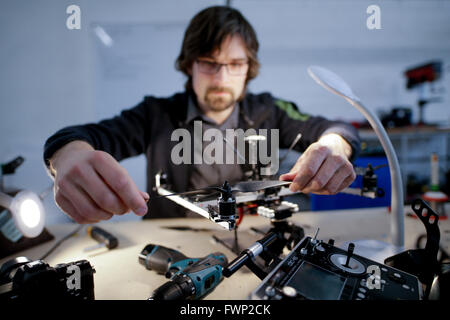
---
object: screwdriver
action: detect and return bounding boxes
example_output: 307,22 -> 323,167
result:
84,226 -> 118,252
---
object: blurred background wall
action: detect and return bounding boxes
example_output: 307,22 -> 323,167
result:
1,0 -> 449,223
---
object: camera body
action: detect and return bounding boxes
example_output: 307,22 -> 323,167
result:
0,256 -> 95,300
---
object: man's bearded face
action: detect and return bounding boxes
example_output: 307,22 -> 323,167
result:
191,35 -> 248,114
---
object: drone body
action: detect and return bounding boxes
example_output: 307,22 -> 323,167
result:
154,172 -> 296,230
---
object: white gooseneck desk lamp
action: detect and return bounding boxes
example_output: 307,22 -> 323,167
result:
307,66 -> 404,261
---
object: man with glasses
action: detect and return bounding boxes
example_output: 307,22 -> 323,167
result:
43,6 -> 360,223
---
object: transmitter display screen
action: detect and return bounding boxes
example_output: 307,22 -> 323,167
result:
286,261 -> 346,300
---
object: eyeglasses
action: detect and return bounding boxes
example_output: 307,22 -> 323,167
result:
196,59 -> 249,76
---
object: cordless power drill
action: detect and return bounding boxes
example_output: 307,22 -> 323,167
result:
139,244 -> 228,300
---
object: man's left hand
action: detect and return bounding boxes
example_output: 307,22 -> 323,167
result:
279,133 -> 356,195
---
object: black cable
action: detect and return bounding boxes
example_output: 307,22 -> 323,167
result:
39,224 -> 84,260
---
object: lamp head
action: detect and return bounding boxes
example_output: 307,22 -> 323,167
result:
4,190 -> 45,238
307,65 -> 360,102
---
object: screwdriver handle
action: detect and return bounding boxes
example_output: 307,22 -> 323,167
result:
87,226 -> 118,249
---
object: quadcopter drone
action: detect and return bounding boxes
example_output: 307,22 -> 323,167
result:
153,162 -> 386,231
152,162 -> 396,286
154,172 -> 306,267
154,172 -> 296,231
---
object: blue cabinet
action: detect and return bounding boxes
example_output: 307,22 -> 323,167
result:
310,156 -> 391,210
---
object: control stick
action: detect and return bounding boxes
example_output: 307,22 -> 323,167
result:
343,243 -> 355,268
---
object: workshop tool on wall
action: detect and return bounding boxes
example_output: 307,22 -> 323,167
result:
83,226 -> 118,252
307,65 -> 405,259
380,107 -> 412,128
404,60 -> 443,125
0,256 -> 95,300
139,244 -> 228,300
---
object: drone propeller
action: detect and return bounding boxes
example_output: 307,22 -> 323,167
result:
152,186 -> 225,200
372,164 -> 388,171
153,180 -> 292,201
354,163 -> 388,176
231,180 -> 291,193
193,180 -> 293,202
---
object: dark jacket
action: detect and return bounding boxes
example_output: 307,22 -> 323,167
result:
43,91 -> 360,218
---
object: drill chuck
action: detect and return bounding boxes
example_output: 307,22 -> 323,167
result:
140,244 -> 228,300
150,275 -> 194,300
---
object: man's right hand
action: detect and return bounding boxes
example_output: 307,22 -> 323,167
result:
49,141 -> 149,224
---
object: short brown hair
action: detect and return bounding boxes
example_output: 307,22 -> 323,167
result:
176,6 -> 260,91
